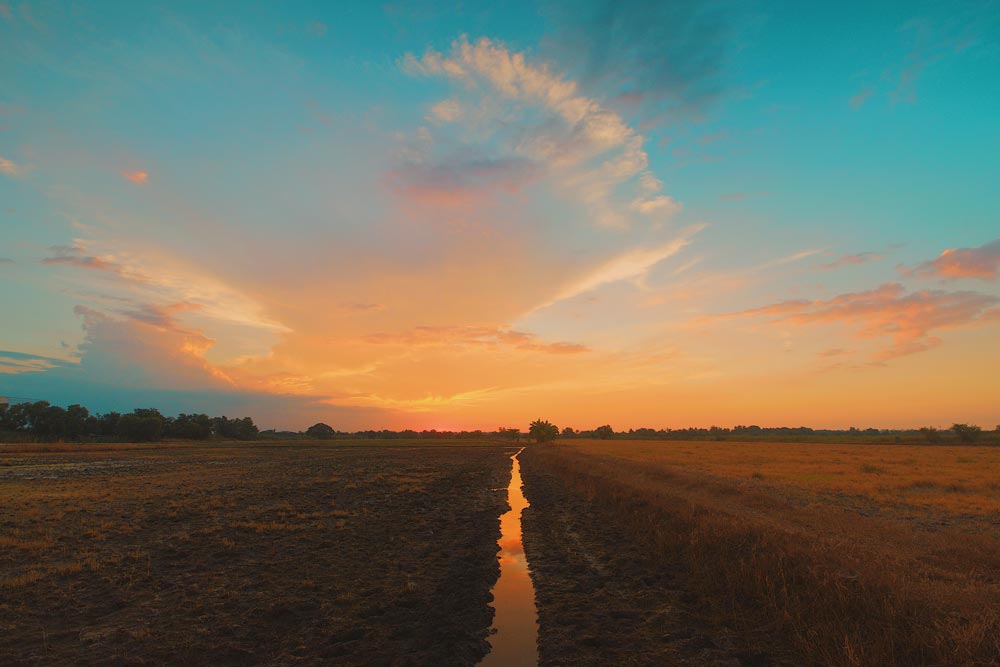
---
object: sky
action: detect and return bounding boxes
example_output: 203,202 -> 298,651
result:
1,0 -> 999,431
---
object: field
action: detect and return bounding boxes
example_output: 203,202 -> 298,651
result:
520,440 -> 1000,666
3,438 -> 1000,666
0,441 -> 512,666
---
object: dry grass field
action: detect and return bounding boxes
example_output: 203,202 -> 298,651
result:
572,439 -> 1000,519
0,441 -> 512,666
520,440 -> 1000,666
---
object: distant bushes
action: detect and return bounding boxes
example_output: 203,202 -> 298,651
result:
556,423 -> 1000,445
0,401 -> 258,443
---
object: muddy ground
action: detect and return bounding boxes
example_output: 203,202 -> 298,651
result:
0,441 -> 512,666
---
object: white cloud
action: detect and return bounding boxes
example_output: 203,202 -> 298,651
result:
529,225 -> 706,313
403,36 -> 677,230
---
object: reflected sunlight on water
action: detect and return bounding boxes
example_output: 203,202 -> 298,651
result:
479,448 -> 538,666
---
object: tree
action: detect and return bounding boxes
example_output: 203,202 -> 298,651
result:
919,426 -> 940,443
117,412 -> 163,442
528,419 -> 558,443
561,427 -> 576,437
64,404 -> 90,440
594,424 -> 615,440
306,422 -> 336,439
498,427 -> 520,443
951,423 -> 982,444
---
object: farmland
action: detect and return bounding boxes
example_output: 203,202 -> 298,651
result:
0,441 -> 512,666
520,440 -> 1000,666
3,437 -> 999,666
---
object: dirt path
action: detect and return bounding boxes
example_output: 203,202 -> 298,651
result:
519,446 -> 756,667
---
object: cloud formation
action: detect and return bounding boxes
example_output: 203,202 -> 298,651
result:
732,282 -> 1000,360
364,325 -> 589,355
403,36 -> 676,228
122,170 -> 149,184
531,227 -> 703,312
0,350 -> 73,375
906,238 -> 1000,281
0,155 -> 26,176
41,245 -> 128,274
542,0 -> 733,122
819,252 -> 883,270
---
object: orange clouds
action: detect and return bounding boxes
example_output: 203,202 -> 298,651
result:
0,156 -> 23,176
364,325 -> 589,355
122,170 -> 148,184
819,252 -> 883,270
907,238 -> 1000,281
733,282 -> 1000,360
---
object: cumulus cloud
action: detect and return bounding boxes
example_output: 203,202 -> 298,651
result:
68,305 -> 235,390
905,238 -> 1000,281
730,282 -> 1000,360
122,170 -> 148,184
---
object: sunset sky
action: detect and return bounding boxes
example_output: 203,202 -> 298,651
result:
2,1 -> 999,430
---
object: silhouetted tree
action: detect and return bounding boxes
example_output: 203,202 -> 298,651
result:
306,422 -> 336,439
919,426 -> 940,443
498,427 -> 520,443
951,423 -> 982,443
594,424 -> 615,439
528,419 -> 558,443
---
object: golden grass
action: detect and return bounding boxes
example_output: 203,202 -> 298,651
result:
534,441 -> 1000,665
571,439 -> 1000,515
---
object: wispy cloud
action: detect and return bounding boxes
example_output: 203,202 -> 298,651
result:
727,282 -> 1000,360
41,245 -> 128,275
542,0 -> 735,123
122,170 -> 149,185
849,86 -> 875,110
531,226 -> 704,312
307,21 -> 327,38
904,238 -> 1000,281
0,350 -> 73,375
756,248 -> 825,271
0,155 -> 26,177
819,252 -> 883,270
364,325 -> 589,355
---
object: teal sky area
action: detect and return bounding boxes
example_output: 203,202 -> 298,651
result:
2,1 -> 998,430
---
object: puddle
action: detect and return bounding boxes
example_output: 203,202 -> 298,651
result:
480,447 -> 538,666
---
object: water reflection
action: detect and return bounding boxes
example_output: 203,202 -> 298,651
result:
480,447 -> 538,667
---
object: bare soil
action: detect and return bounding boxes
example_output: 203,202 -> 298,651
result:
0,441 -> 512,666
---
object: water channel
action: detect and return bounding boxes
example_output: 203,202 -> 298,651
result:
479,447 -> 538,666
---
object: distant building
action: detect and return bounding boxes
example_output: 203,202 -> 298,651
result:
0,396 -> 8,409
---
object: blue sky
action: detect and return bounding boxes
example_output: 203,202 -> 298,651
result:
2,0 -> 998,429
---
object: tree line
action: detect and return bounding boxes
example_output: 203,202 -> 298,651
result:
2,399 -> 995,445
0,401 -> 258,442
